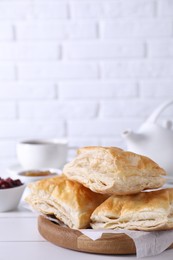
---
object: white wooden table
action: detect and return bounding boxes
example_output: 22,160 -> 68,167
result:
0,203 -> 173,260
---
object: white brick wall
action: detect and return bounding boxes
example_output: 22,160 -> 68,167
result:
0,121 -> 65,139
15,21 -> 97,40
102,60 -> 173,78
17,62 -> 99,80
148,40 -> 173,58
140,80 -> 173,97
100,19 -> 173,38
0,82 -> 56,99
64,41 -> 145,59
0,63 -> 16,80
0,102 -> 16,119
19,101 -> 98,119
58,81 -> 138,98
68,119 -> 143,137
0,23 -> 13,40
0,43 -> 60,60
0,0 -> 173,170
70,1 -> 155,18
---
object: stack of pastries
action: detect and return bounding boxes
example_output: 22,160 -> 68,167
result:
25,146 -> 173,231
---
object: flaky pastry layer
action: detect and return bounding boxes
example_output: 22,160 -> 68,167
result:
91,188 -> 173,231
63,146 -> 166,195
25,175 -> 107,229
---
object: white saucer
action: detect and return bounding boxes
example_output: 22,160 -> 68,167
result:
6,163 -> 62,176
6,164 -> 62,186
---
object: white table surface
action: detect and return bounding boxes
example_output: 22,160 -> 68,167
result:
0,203 -> 172,260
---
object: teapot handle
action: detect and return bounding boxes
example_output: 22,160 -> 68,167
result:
146,99 -> 173,123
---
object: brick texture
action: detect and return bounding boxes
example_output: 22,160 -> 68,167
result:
58,80 -> 138,98
15,22 -> 97,40
19,101 -> 98,119
70,0 -> 155,18
0,82 -> 56,99
0,0 -> 172,167
0,43 -> 60,60
100,19 -> 172,38
64,41 -> 145,59
18,62 -> 99,80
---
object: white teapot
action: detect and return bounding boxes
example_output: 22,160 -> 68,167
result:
122,99 -> 173,176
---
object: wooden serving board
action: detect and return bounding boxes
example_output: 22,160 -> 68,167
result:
38,216 -> 173,255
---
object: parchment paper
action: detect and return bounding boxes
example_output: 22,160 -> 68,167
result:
40,212 -> 173,258
80,228 -> 173,258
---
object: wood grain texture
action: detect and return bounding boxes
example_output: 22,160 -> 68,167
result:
37,216 -> 173,255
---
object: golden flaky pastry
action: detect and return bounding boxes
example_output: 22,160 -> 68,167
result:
25,175 -> 107,229
90,188 -> 173,231
63,146 -> 166,195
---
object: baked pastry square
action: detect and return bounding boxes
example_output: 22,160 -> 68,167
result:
63,146 -> 166,195
90,188 -> 173,231
25,175 -> 107,229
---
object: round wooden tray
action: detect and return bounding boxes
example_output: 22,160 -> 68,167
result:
38,216 -> 173,255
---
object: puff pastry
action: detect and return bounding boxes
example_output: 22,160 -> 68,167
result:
63,146 -> 166,195
90,188 -> 173,231
25,175 -> 107,229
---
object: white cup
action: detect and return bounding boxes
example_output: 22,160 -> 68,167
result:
16,139 -> 68,170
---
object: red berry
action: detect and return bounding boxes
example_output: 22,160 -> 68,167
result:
0,177 -> 23,189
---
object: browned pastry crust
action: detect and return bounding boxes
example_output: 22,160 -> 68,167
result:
63,146 -> 166,195
25,175 -> 107,229
91,188 -> 173,231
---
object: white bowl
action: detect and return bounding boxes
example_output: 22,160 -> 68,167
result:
0,184 -> 26,212
16,139 -> 68,169
17,169 -> 61,184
